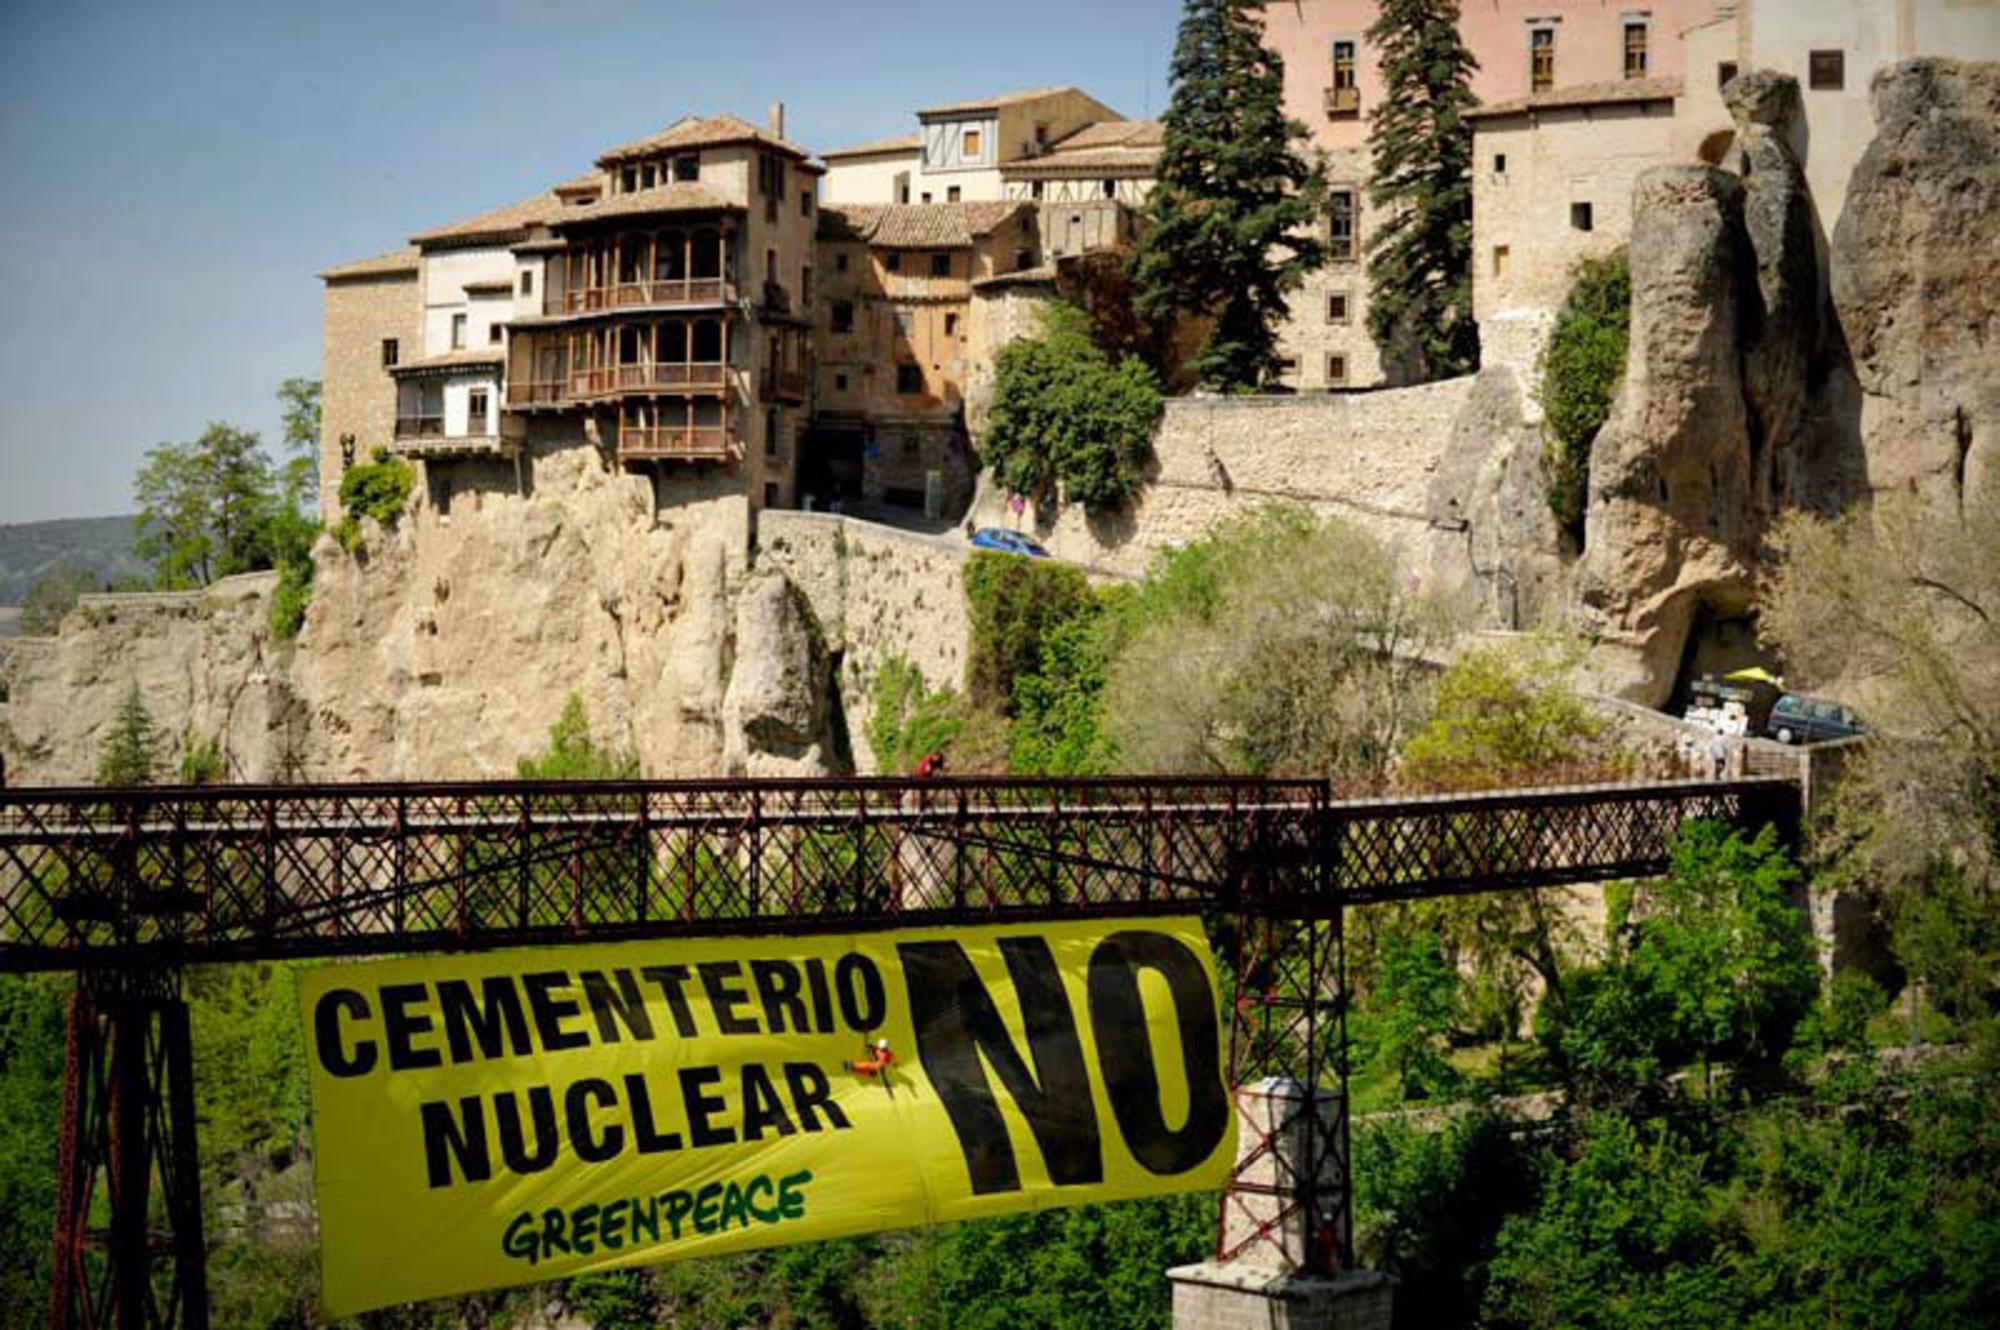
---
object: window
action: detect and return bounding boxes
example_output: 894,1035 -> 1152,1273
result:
1331,39 -> 1359,112
765,409 -> 780,459
1274,357 -> 1298,379
921,192 -> 933,204
834,372 -> 849,391
674,154 -> 699,182
895,174 -> 911,204
831,299 -> 855,333
764,483 -> 778,507
801,265 -> 813,306
1494,152 -> 1508,174
930,253 -> 951,277
1570,201 -> 1594,232
1718,60 -> 1739,89
641,163 -> 657,189
885,251 -> 902,272
801,189 -> 813,216
1531,27 -> 1555,93
1031,180 -> 1045,200
451,313 -> 467,349
621,166 -> 638,193
1492,244 -> 1510,278
381,338 -> 399,368
947,186 -> 962,203
896,363 -> 924,395
1624,21 -> 1648,79
835,252 -> 849,273
1809,49 -> 1845,91
520,269 -> 534,296
944,312 -> 960,337
1103,179 -> 1118,199
1327,188 -> 1358,260
963,128 -> 982,157
468,388 -> 489,429
766,248 -> 777,280
1325,354 -> 1348,386
489,323 -> 502,345
1326,290 -> 1350,324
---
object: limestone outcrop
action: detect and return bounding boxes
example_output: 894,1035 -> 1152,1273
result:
0,574 -> 295,784
721,572 -> 835,776
1832,58 -> 2000,510
1579,166 -> 1759,701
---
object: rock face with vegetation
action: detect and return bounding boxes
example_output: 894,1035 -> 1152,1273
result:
721,572 -> 836,776
1832,57 -> 2000,510
1579,166 -> 1759,700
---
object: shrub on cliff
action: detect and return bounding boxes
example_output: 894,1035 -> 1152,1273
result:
985,303 -> 1163,511
1539,250 -> 1631,543
963,551 -> 1095,715
97,683 -> 160,786
332,449 -> 413,554
18,565 -> 97,636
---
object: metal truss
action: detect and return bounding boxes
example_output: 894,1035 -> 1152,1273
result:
0,774 -> 1801,1324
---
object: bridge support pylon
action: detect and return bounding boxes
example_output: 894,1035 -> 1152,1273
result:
50,967 -> 208,1330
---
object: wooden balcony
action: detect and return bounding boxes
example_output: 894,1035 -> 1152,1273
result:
1324,85 -> 1361,117
506,381 -> 568,409
389,434 -> 517,461
759,367 -> 808,403
570,362 -> 729,399
394,415 -> 445,439
617,425 -> 732,462
544,278 -> 734,317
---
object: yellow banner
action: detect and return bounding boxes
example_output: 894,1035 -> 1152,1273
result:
299,917 -> 1236,1317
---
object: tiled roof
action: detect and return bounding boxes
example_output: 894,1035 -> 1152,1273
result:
553,172 -> 603,194
387,349 -> 505,376
597,113 -> 810,165
548,182 -> 738,226
819,202 -> 1030,249
319,247 -> 420,280
1003,119 -> 1163,177
918,85 -> 1085,119
971,263 -> 1060,290
821,132 -> 923,160
1468,75 -> 1683,120
411,192 -> 567,246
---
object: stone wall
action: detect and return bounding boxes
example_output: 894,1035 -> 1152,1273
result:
755,510 -> 971,773
320,267 -> 421,523
973,378 -> 1478,580
0,573 -> 292,784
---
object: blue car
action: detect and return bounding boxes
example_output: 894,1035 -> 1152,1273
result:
968,527 -> 1050,558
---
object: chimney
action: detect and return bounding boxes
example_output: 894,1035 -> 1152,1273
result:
767,102 -> 786,139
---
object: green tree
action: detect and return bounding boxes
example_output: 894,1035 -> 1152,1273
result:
1365,0 -> 1481,383
1361,928 -> 1463,1101
97,683 -> 161,786
1400,639 -> 1618,791
275,377 -> 322,511
517,693 -> 640,781
1537,251 -> 1631,541
18,565 -> 98,636
1133,0 -> 1326,390
333,448 -> 414,553
984,304 -> 1163,510
963,552 -> 1094,716
0,977 -> 67,1315
868,657 -> 1011,776
178,731 -> 226,785
133,422 -> 279,588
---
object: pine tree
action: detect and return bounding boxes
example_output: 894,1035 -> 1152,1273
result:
1365,0 -> 1481,383
1134,0 -> 1326,391
97,684 -> 160,787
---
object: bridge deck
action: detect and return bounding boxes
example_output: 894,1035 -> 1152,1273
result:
0,776 -> 1800,971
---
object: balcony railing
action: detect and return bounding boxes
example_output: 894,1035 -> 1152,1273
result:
570,363 -> 729,399
506,380 -> 568,408
394,415 -> 445,439
1325,84 -> 1361,116
617,425 -> 732,461
759,368 -> 808,402
544,278 -> 734,316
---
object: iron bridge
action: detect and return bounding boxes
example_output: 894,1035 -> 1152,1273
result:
0,774 -> 1801,1330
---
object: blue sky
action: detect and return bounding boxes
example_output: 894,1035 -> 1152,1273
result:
0,0 -> 1179,523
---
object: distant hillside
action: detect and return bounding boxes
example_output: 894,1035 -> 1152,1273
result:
0,516 -> 146,606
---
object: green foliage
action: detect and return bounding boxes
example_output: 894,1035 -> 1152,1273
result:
1104,506 -> 1458,780
98,682 -> 161,786
179,730 -> 226,785
1133,0 -> 1327,390
333,449 -> 414,553
1358,928 -> 1462,1101
134,421 -> 282,588
0,976 -> 67,1315
1010,604 -> 1121,776
1365,0 -> 1481,383
962,552 -> 1094,716
19,564 -> 98,635
269,545 -> 314,642
276,377 -> 323,514
984,303 -> 1163,511
868,657 -> 1011,776
1537,250 -> 1631,539
1400,639 -> 1624,790
517,693 -> 641,781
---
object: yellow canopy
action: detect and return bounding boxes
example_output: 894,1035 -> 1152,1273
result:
1725,666 -> 1784,687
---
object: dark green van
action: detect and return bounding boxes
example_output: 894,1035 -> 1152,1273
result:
1767,694 -> 1866,745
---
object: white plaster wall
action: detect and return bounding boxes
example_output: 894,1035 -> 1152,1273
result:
420,247 -> 512,356
822,151 -> 921,205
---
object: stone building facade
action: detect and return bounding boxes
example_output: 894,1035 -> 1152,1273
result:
318,249 -> 422,520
